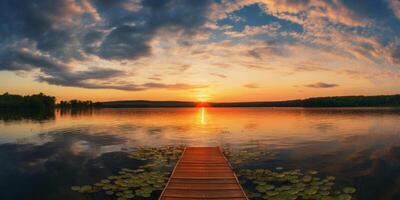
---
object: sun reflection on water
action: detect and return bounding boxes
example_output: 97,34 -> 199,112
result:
200,107 -> 206,125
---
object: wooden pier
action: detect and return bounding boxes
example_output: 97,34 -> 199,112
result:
159,147 -> 248,200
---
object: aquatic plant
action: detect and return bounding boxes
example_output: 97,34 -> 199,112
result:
238,168 -> 356,200
128,145 -> 184,168
71,145 -> 184,199
222,146 -> 357,200
222,145 -> 277,165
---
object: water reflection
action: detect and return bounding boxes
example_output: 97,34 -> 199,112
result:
0,130 -> 136,200
0,107 -> 399,199
200,107 -> 206,125
0,109 -> 55,122
1,107 -> 400,149
58,108 -> 104,117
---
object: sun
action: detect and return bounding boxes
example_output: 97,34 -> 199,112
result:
196,101 -> 209,107
195,95 -> 210,107
194,92 -> 211,105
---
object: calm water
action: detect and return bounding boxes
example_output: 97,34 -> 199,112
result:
0,107 -> 400,199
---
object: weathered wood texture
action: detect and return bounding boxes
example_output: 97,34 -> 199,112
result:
159,147 -> 248,200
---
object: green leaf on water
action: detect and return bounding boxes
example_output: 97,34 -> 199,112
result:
343,187 -> 356,194
70,186 -> 80,191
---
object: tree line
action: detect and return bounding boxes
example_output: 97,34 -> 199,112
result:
0,93 -> 101,110
57,100 -> 101,109
1,92 -> 400,109
302,95 -> 400,107
0,92 -> 55,110
102,95 -> 400,107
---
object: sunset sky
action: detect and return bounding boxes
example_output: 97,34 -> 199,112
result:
0,0 -> 399,102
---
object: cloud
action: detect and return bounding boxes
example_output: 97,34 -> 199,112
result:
390,46 -> 400,64
0,0 -> 214,91
247,41 -> 289,60
0,0 -> 214,60
209,73 -> 227,78
238,0 -> 370,26
304,82 -> 339,88
387,0 -> 400,19
385,40 -> 400,64
38,75 -> 207,91
148,74 -> 162,81
92,0 -> 213,60
224,23 -> 281,38
140,83 -> 208,90
0,46 -> 126,90
0,0 -> 87,61
177,64 -> 191,71
98,25 -> 153,60
243,83 -> 259,88
0,0 -> 399,94
215,1 -> 399,66
244,63 -> 275,70
0,45 -> 204,91
293,61 -> 331,72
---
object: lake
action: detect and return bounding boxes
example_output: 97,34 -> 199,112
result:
0,107 -> 399,199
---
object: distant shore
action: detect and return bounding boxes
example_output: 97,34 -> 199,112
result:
101,95 -> 400,108
2,93 -> 400,109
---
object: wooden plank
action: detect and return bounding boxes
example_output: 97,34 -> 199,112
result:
169,178 -> 238,184
163,198 -> 245,200
167,183 -> 241,190
163,189 -> 245,198
159,147 -> 248,200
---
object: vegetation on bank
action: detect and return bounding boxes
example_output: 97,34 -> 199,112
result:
101,95 -> 400,108
0,92 -> 55,110
58,100 -> 101,109
302,95 -> 400,107
0,93 -> 101,110
101,100 -> 196,108
2,93 -> 400,109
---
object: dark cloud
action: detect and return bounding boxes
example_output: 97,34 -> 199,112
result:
0,0 -> 214,90
36,68 -> 125,89
304,82 -> 339,88
0,0 -> 85,61
98,25 -> 152,60
81,30 -> 106,55
1,0 -> 213,61
0,47 -> 127,90
92,0 -> 213,60
38,72 -> 207,91
0,46 -> 204,91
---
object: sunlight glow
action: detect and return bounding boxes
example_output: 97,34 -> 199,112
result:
195,90 -> 211,103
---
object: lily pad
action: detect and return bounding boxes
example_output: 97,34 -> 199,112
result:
343,187 -> 356,194
70,145 -> 184,199
338,194 -> 352,200
70,186 -> 80,191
